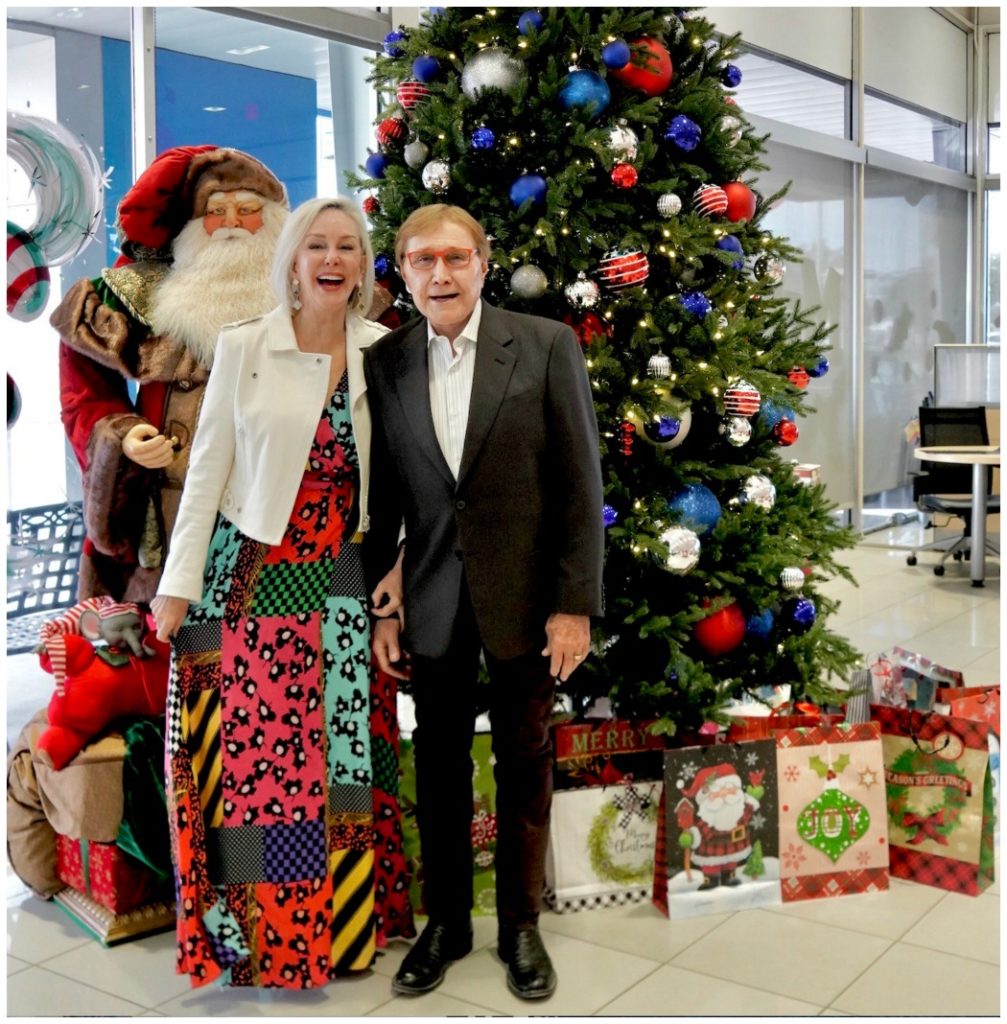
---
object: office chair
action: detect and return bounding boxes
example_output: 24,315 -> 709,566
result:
906,405 -> 1000,576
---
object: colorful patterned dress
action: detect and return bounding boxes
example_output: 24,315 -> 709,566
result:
165,371 -> 413,989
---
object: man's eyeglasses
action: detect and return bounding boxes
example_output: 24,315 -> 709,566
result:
405,248 -> 476,270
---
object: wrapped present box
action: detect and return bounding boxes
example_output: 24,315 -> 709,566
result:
792,463 -> 822,486
55,835 -> 163,915
552,718 -> 665,791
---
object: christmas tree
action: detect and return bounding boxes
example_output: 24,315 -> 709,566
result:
350,6 -> 859,736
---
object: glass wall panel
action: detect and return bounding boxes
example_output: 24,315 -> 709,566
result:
862,167 -> 970,497
988,189 -> 1001,346
864,92 -> 966,172
758,141 -> 855,509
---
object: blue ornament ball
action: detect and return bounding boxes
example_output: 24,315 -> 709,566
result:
559,69 -> 611,119
517,10 -> 544,35
721,63 -> 743,87
809,357 -> 830,378
644,416 -> 682,444
783,597 -> 816,634
759,400 -> 782,430
716,235 -> 744,269
364,152 -> 389,179
374,254 -> 392,278
602,39 -> 631,70
668,484 -> 722,537
470,126 -> 496,151
680,291 -> 712,317
664,114 -> 702,151
746,608 -> 775,642
383,30 -> 407,57
412,55 -> 440,83
602,503 -> 618,528
510,173 -> 548,209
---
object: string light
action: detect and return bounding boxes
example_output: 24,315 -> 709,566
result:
631,377 -> 639,385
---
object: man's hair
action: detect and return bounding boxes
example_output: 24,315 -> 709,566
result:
394,204 -> 490,268
270,196 -> 375,317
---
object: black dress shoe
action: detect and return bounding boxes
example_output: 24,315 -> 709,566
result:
392,919 -> 473,995
498,927 -> 557,1000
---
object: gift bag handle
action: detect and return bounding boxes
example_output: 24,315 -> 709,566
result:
908,710 -> 951,755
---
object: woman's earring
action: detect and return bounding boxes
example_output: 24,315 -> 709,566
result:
290,277 -> 302,311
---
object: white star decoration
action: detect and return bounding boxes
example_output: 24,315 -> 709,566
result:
857,766 -> 879,789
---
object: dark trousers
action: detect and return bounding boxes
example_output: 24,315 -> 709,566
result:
409,582 -> 555,930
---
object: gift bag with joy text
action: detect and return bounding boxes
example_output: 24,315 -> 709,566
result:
873,705 -> 996,895
775,723 -> 890,902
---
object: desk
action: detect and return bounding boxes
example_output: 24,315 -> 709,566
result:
913,445 -> 1000,586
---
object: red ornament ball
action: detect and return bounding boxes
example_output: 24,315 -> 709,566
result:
693,600 -> 746,656
724,381 -> 761,416
773,419 -> 799,446
694,183 -> 728,217
723,181 -> 756,222
563,311 -> 610,348
611,162 -> 638,189
597,249 -> 650,291
788,367 -> 810,390
396,81 -> 431,109
609,36 -> 674,96
362,196 -> 381,217
376,116 -> 408,147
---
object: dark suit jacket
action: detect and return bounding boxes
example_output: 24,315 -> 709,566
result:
363,300 -> 604,660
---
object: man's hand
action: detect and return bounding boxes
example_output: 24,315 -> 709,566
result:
373,616 -> 410,681
151,594 -> 189,641
371,545 -> 405,623
542,612 -> 590,682
123,423 -> 177,468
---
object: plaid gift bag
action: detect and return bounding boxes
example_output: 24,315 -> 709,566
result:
872,705 -> 996,895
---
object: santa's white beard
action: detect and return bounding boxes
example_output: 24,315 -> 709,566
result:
148,200 -> 285,366
696,784 -> 746,832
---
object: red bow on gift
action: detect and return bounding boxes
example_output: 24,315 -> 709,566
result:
902,809 -> 949,846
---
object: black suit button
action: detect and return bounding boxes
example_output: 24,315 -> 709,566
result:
455,500 -> 466,510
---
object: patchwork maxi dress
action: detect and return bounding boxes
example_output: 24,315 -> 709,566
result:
165,371 -> 413,988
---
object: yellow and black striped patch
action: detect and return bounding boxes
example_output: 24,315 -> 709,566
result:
181,689 -> 223,828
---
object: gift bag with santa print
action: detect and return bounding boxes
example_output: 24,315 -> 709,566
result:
654,741 -> 780,919
872,705 -> 996,895
775,723 -> 890,902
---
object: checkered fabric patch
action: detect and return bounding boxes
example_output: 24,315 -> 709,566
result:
252,560 -> 339,617
781,868 -> 889,901
263,818 -> 327,882
889,845 -> 988,895
327,540 -> 366,599
165,671 -> 185,758
174,620 -> 222,654
329,783 -> 373,816
371,735 -> 399,794
207,825 -> 265,883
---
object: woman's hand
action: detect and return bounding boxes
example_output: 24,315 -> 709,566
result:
370,544 -> 405,622
123,423 -> 178,469
151,594 -> 189,642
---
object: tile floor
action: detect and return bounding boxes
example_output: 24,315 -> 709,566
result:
5,523 -> 1001,1016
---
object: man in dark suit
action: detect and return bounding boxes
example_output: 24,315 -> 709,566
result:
363,204 -> 603,1000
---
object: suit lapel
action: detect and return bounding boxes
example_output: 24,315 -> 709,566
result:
390,319 -> 455,486
457,302 -> 516,488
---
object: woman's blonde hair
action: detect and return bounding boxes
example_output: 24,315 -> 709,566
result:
394,204 -> 490,268
270,196 -> 375,317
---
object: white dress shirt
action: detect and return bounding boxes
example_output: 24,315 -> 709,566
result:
427,303 -> 482,479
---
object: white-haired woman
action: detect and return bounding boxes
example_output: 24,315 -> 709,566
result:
152,196 -> 413,989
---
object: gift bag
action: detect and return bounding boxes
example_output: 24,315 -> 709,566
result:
551,718 -> 665,791
775,723 -> 889,902
654,740 -> 780,918
869,649 -> 964,711
544,781 -> 661,912
873,705 -> 996,894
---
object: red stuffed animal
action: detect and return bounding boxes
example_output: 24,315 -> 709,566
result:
36,611 -> 170,770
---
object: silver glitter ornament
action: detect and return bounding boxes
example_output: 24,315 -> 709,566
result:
607,123 -> 639,161
721,416 -> 752,446
765,257 -> 786,283
404,139 -> 430,169
780,566 -> 805,591
461,47 -> 524,101
742,473 -> 776,509
647,352 -> 671,378
658,525 -> 702,574
510,264 -> 548,299
564,272 -> 600,309
657,192 -> 682,218
720,114 -> 743,146
421,159 -> 451,193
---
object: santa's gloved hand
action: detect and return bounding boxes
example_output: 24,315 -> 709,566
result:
746,784 -> 765,800
678,832 -> 694,849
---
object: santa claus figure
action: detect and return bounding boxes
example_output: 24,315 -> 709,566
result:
51,146 -> 289,603
677,762 -> 764,891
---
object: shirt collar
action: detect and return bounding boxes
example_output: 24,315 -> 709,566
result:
426,302 -> 482,349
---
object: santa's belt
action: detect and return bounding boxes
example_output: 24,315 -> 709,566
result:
731,824 -> 746,842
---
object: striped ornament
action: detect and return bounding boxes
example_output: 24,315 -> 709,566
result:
376,116 -> 408,147
596,249 -> 649,291
693,183 -> 729,218
396,81 -> 431,109
7,221 -> 50,322
724,381 -> 761,417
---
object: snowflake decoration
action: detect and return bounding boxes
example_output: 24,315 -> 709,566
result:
750,812 -> 766,831
100,165 -> 115,190
856,850 -> 871,867
745,750 -> 760,767
857,766 -> 880,789
781,843 -> 807,872
679,760 -> 700,781
784,764 -> 800,783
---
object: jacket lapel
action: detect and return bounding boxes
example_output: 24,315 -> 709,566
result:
457,302 -> 515,488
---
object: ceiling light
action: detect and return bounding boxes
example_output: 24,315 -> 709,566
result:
57,8 -> 84,17
226,45 -> 270,56
203,106 -> 226,113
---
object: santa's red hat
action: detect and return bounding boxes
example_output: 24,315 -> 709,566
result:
677,762 -> 738,801
115,145 -> 288,261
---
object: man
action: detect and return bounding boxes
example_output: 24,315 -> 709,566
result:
51,145 -> 289,603
364,204 -> 604,1000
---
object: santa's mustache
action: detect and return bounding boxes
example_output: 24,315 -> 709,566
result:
210,227 -> 254,240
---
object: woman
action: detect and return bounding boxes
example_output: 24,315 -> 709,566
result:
153,196 -> 412,989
